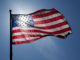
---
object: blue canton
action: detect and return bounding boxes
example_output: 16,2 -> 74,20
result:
12,14 -> 34,27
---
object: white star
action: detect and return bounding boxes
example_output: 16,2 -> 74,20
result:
18,15 -> 29,22
17,15 -> 29,27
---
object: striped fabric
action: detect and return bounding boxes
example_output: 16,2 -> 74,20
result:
12,8 -> 72,44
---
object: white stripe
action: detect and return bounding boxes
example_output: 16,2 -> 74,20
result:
55,30 -> 72,36
12,32 -> 47,36
13,37 -> 40,42
34,19 -> 65,27
33,13 -> 61,21
32,10 -> 51,16
13,24 -> 69,32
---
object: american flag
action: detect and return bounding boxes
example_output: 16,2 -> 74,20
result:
12,8 -> 72,44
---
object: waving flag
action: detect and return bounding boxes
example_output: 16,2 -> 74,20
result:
12,8 -> 72,44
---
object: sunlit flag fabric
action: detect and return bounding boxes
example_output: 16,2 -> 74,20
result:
12,8 -> 72,44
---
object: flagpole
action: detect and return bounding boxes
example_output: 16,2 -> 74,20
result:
9,10 -> 13,60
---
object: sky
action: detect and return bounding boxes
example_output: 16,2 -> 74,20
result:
0,0 -> 80,60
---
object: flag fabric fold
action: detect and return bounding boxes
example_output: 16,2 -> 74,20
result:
12,8 -> 72,44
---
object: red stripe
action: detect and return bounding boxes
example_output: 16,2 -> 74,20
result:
34,15 -> 64,24
13,26 -> 71,34
50,27 -> 71,34
13,35 -> 48,44
12,35 -> 42,39
13,29 -> 21,33
12,27 -> 71,35
35,21 -> 68,29
31,8 -> 55,15
32,11 -> 59,19
13,29 -> 48,33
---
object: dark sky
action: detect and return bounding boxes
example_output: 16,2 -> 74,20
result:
0,0 -> 80,60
